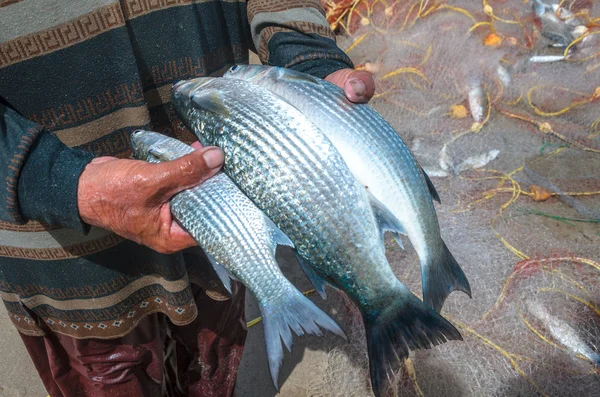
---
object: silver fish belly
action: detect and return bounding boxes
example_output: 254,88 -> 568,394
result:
130,130 -> 344,388
171,78 -> 462,397
224,65 -> 471,313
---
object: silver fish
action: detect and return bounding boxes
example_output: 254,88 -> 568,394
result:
223,65 -> 471,314
529,55 -> 566,63
526,300 -> 600,366
130,130 -> 345,387
467,78 -> 486,123
171,77 -> 462,397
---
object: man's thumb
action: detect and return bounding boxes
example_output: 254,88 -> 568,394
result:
154,146 -> 224,198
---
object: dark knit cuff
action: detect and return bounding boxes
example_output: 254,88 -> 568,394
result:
18,130 -> 95,233
268,32 -> 354,78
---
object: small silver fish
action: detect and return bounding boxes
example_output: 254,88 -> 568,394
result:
130,130 -> 345,387
496,65 -> 512,87
171,77 -> 462,397
223,65 -> 471,315
468,79 -> 486,122
529,55 -> 566,63
526,300 -> 600,366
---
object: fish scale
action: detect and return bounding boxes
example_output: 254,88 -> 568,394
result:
130,130 -> 345,389
172,77 -> 463,397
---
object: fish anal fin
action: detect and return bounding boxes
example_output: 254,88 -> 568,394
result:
420,166 -> 441,204
264,216 -> 294,256
205,253 -> 236,294
294,253 -> 333,299
367,191 -> 407,249
191,90 -> 229,116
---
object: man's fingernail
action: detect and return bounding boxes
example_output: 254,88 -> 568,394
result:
202,147 -> 224,169
349,78 -> 366,97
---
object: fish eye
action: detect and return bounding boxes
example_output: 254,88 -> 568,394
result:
230,65 -> 239,73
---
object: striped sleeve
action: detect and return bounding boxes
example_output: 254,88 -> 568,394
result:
0,97 -> 94,232
247,0 -> 354,78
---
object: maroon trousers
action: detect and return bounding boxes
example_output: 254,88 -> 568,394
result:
19,284 -> 247,397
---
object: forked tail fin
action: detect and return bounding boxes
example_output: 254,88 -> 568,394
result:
423,241 -> 472,313
363,287 -> 462,397
260,285 -> 347,389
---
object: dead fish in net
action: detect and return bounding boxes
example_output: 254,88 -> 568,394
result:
172,77 -> 463,397
496,65 -> 512,87
130,130 -> 345,386
224,64 -> 471,315
526,300 -> 600,366
467,78 -> 486,123
532,0 -> 575,48
529,54 -> 566,63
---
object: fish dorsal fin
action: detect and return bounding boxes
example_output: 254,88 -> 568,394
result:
420,166 -> 441,204
191,90 -> 229,116
368,191 -> 407,249
276,67 -> 322,85
264,216 -> 294,256
205,253 -> 236,294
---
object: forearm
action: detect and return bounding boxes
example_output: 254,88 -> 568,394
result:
247,0 -> 354,78
0,100 -> 94,232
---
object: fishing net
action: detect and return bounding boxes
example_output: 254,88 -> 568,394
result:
256,1 -> 600,396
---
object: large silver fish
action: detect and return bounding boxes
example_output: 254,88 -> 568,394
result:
130,130 -> 345,387
223,65 -> 471,313
171,78 -> 462,397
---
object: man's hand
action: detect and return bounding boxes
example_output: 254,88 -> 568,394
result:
325,69 -> 375,103
78,145 -> 224,254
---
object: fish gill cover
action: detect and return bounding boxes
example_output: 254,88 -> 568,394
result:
293,1 -> 600,396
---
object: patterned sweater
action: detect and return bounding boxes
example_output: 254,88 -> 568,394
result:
0,0 -> 353,338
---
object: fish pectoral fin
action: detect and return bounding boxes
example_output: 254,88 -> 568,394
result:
420,166 -> 441,204
205,253 -> 236,294
368,191 -> 407,249
294,252 -> 334,299
276,67 -> 322,85
191,90 -> 230,116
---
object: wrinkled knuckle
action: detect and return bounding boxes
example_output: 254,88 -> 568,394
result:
178,157 -> 196,176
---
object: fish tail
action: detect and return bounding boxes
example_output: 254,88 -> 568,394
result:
363,286 -> 462,397
422,241 -> 472,313
260,285 -> 346,390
